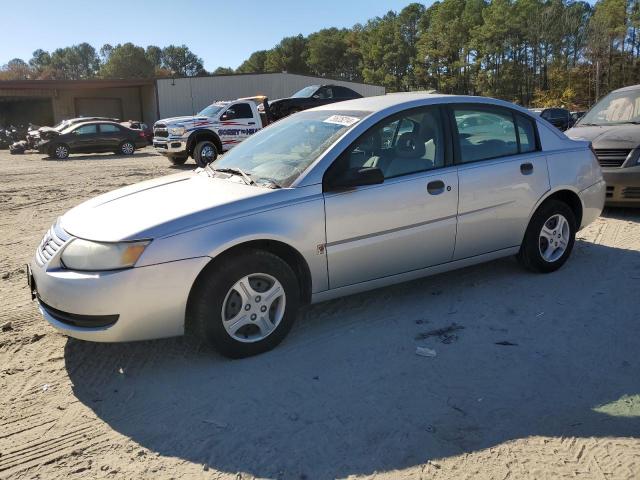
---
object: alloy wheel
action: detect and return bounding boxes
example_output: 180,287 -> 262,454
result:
538,213 -> 570,262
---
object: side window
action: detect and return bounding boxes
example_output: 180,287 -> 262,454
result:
316,87 -> 333,99
453,107 -> 518,163
224,103 -> 253,120
516,115 -> 537,153
73,124 -> 98,135
336,107 -> 445,180
99,124 -> 121,133
334,86 -> 355,99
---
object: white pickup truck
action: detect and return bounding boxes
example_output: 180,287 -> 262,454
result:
153,98 -> 266,166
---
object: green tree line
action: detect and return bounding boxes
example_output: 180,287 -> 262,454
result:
2,0 -> 639,108
0,43 -> 207,81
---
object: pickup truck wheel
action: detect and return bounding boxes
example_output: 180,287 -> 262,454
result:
194,141 -> 217,167
168,155 -> 188,165
517,200 -> 576,273
188,249 -> 300,358
50,143 -> 70,160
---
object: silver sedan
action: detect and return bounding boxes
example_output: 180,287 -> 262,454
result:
29,94 -> 606,358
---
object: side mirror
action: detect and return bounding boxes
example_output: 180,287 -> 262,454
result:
220,114 -> 228,121
312,94 -> 320,99
328,167 -> 384,190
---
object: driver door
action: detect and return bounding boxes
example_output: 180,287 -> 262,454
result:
219,103 -> 258,150
323,106 -> 458,289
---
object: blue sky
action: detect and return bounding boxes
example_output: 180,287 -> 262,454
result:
2,0 -> 420,70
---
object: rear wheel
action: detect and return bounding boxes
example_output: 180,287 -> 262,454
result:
50,143 -> 69,160
188,249 -> 300,358
118,141 -> 135,155
193,141 -> 217,167
168,155 -> 188,165
517,200 -> 576,273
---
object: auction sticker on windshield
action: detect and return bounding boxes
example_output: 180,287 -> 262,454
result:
323,115 -> 360,127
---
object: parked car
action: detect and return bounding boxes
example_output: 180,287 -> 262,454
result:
27,117 -> 121,149
566,84 -> 640,206
121,120 -> 152,144
37,120 -> 148,159
153,98 -> 264,167
529,107 -> 572,131
29,94 -> 605,358
263,84 -> 363,121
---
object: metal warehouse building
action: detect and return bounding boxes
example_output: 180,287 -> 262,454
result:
0,73 -> 384,127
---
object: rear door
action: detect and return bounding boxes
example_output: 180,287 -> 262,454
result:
218,103 -> 258,150
98,123 -> 125,152
323,106 -> 459,288
450,104 -> 549,259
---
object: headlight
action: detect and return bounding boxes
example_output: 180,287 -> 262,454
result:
61,239 -> 150,271
168,125 -> 185,136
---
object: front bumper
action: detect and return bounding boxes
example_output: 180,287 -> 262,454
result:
31,255 -> 210,342
602,166 -> 640,206
152,137 -> 187,155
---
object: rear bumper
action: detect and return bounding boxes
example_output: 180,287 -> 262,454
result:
579,180 -> 606,229
603,166 -> 640,206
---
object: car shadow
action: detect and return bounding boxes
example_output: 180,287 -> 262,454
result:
64,238 -> 640,479
41,152 -> 161,161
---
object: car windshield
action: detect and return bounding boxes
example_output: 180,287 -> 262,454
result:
198,104 -> 226,117
291,86 -> 319,98
579,89 -> 640,125
211,110 -> 369,187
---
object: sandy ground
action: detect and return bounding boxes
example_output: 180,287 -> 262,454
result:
1,147 -> 639,480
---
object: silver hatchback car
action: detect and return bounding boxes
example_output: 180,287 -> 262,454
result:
30,94 -> 605,357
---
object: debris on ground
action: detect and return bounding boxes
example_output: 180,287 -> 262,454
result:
415,323 -> 465,341
415,346 -> 437,357
1,321 -> 13,332
495,341 -> 518,346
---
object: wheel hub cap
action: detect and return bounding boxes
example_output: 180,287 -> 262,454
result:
538,213 -> 569,263
221,273 -> 286,343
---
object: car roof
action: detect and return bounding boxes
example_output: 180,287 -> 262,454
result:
613,83 -> 640,93
311,93 -> 534,117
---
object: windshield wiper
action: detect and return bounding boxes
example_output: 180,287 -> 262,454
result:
210,167 -> 255,186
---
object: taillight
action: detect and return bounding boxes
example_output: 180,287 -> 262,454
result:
139,131 -> 146,138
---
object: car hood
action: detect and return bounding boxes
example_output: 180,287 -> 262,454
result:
60,171 -> 278,242
565,124 -> 640,149
154,116 -> 213,127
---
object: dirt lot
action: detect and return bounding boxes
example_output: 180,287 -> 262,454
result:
1,147 -> 639,480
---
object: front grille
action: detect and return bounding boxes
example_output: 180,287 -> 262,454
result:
35,222 -> 70,266
606,186 -> 614,198
622,187 -> 640,199
154,123 -> 168,138
594,149 -> 631,167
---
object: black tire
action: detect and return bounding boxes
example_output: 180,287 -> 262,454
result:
168,155 -> 188,165
118,140 -> 135,155
193,140 -> 218,167
517,200 -> 576,273
50,143 -> 70,160
188,249 -> 300,358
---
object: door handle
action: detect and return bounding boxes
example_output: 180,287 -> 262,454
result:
427,180 -> 445,195
520,162 -> 534,175
248,122 -> 256,125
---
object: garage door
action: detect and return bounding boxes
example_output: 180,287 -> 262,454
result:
75,98 -> 123,120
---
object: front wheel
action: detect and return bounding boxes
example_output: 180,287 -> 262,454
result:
517,200 -> 576,273
188,249 -> 300,358
168,155 -> 188,165
193,141 -> 218,168
50,143 -> 70,160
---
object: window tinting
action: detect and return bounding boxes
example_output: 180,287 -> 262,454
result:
454,108 -> 518,163
339,107 -> 444,180
316,87 -> 334,99
74,124 -> 98,135
225,103 -> 253,119
334,86 -> 356,98
516,115 -> 537,153
100,124 -> 121,133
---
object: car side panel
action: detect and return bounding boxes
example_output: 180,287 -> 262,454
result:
454,151 -> 550,259
136,185 -> 329,293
